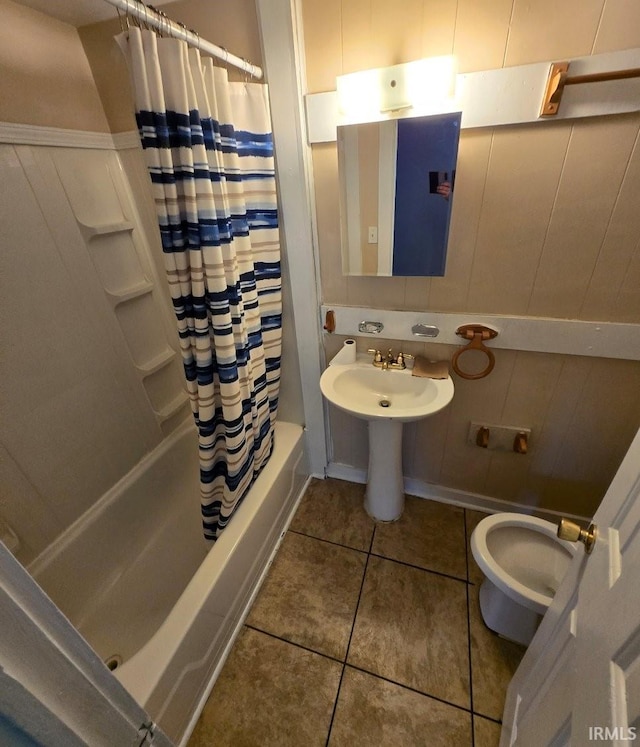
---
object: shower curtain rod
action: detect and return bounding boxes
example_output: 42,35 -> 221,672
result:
103,0 -> 263,79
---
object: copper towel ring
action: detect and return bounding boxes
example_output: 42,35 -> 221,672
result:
451,324 -> 498,380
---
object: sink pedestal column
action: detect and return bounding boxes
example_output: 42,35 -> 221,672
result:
364,419 -> 404,521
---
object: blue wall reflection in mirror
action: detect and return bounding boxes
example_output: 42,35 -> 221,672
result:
393,113 -> 460,276
337,112 -> 461,277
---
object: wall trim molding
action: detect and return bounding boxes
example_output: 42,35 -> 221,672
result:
321,304 -> 640,361
306,47 -> 640,143
325,461 -> 589,522
111,131 -> 141,150
0,122 -> 115,149
0,122 -> 141,151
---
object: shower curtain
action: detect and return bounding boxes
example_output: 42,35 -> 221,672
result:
118,28 -> 281,540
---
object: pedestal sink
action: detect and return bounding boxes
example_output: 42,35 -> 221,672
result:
320,357 -> 454,521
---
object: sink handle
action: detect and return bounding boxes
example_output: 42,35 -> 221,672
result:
393,352 -> 414,368
367,348 -> 382,363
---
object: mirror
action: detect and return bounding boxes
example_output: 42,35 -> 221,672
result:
337,112 -> 461,276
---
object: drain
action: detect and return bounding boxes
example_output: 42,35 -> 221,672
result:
379,399 -> 391,408
105,654 -> 122,672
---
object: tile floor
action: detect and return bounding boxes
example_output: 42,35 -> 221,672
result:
188,478 -> 525,747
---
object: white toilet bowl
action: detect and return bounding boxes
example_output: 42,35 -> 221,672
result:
470,512 -> 577,646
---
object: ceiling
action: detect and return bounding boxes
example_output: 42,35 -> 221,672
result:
14,0 -> 177,27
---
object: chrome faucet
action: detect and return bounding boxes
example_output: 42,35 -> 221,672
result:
367,348 -> 414,370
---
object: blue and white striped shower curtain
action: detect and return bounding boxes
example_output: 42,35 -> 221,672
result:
119,28 -> 281,540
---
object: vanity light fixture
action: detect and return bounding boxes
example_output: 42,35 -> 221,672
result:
336,56 -> 457,123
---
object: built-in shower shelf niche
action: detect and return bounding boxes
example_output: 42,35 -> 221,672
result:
106,281 -> 154,306
144,360 -> 189,412
115,293 -> 173,368
137,348 -> 178,378
154,392 -> 190,423
78,220 -> 135,238
45,142 -> 188,432
83,228 -> 149,298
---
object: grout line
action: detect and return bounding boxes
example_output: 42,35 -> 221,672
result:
246,622 -> 502,725
345,662 -> 474,716
369,552 -> 469,585
244,624 -> 345,666
369,522 -> 377,554
464,510 -> 477,747
474,713 -> 503,726
287,527 -> 370,555
325,527 -> 375,746
289,526 -> 470,585
324,669 -> 345,747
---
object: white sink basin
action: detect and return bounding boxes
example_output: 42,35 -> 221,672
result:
320,356 -> 454,521
320,360 -> 454,422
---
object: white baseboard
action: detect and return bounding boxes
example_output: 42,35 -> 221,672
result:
325,461 -> 589,522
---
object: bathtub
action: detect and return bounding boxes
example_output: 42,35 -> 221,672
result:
29,418 -> 307,744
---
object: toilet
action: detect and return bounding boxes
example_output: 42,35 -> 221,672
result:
470,513 -> 577,646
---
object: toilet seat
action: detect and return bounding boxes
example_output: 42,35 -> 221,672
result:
471,513 -> 577,615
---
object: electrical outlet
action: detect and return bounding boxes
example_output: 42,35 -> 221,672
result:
368,226 -> 378,244
468,422 -> 531,453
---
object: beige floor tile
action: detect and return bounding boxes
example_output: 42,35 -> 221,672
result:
329,667 -> 472,747
469,585 -> 525,721
465,509 -> 490,586
289,477 -> 375,551
348,556 -> 470,709
188,627 -> 341,747
246,532 -> 366,659
474,715 -> 502,747
372,496 -> 467,579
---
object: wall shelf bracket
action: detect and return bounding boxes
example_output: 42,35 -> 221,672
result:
541,60 -> 640,116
